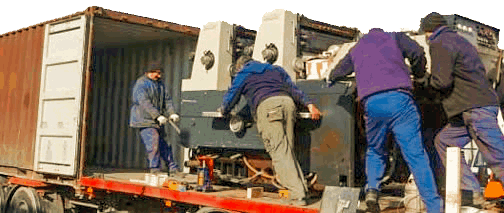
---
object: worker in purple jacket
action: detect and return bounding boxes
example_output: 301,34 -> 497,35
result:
327,28 -> 443,212
421,12 -> 504,208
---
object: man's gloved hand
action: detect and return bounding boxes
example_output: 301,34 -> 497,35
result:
169,114 -> 180,123
157,115 -> 169,125
216,106 -> 226,117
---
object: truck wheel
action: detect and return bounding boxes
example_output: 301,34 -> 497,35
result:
7,187 -> 41,213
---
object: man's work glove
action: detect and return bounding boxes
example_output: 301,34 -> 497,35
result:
157,115 -> 169,125
169,114 -> 180,123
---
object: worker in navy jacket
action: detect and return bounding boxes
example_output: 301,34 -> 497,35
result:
220,56 -> 321,206
130,63 -> 180,175
421,12 -> 504,208
327,28 -> 443,212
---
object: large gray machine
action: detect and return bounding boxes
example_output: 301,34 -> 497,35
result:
178,10 -> 503,189
179,10 -> 361,188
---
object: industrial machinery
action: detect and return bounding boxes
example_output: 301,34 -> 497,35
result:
3,6 -> 504,212
180,9 -> 362,188
179,10 -> 504,192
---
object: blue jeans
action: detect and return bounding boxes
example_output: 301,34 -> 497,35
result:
364,91 -> 443,213
435,106 -> 504,192
138,128 -> 178,170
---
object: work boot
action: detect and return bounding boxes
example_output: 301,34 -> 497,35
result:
472,192 -> 493,209
462,190 -> 483,208
365,189 -> 380,213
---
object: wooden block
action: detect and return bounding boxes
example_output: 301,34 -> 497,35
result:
247,187 -> 264,199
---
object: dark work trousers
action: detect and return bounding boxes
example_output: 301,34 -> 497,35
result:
364,91 -> 443,213
138,127 -> 178,170
435,106 -> 504,193
256,96 -> 308,200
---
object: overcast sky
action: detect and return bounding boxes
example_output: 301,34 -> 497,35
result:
1,0 -> 502,49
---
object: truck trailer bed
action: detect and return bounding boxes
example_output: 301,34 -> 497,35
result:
78,170 -> 407,212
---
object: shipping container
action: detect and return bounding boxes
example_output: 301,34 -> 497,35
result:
0,6 -> 209,212
0,6 -> 198,180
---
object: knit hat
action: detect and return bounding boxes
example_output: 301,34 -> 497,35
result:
420,12 -> 447,32
145,62 -> 163,73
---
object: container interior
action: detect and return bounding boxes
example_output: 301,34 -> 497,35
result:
83,17 -> 197,176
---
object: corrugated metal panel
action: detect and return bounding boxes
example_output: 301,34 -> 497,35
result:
0,25 -> 45,169
0,6 -> 198,38
85,38 -> 196,170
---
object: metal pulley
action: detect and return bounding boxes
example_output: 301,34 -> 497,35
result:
261,43 -> 278,64
200,50 -> 215,70
228,114 -> 245,133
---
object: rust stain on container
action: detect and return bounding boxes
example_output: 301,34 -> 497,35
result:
0,25 -> 44,169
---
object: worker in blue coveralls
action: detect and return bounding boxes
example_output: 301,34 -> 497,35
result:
327,28 -> 443,212
219,55 -> 321,206
421,12 -> 504,208
130,63 -> 180,175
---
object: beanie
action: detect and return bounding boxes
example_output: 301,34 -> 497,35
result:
420,12 -> 447,32
145,62 -> 163,73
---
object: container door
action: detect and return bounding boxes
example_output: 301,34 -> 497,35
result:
33,16 -> 88,176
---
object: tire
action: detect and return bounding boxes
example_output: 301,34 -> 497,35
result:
7,187 -> 41,213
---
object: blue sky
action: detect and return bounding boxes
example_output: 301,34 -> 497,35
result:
1,0 -> 502,49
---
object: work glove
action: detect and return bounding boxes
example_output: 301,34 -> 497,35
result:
169,114 -> 180,123
216,106 -> 226,116
157,115 -> 169,125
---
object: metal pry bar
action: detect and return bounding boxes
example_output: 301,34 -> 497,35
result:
201,111 -> 312,118
168,120 -> 181,134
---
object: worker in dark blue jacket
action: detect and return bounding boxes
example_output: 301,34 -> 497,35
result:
220,56 -> 321,206
327,28 -> 443,212
421,12 -> 504,208
130,63 -> 180,175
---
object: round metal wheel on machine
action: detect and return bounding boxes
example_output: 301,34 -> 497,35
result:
7,187 -> 41,213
